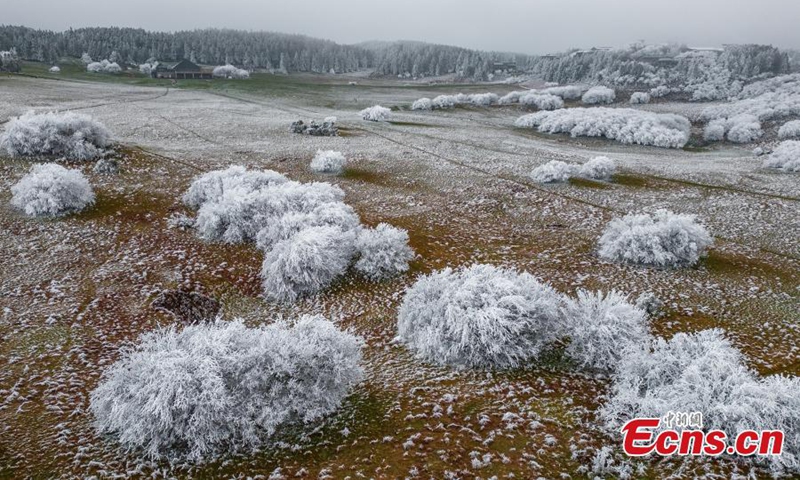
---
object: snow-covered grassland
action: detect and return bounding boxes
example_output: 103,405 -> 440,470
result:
396,264 -> 564,369
90,316 -> 364,460
212,64 -> 250,79
359,105 -> 391,121
10,163 -> 95,216
598,210 -> 713,267
582,86 -> 616,105
763,141 -> 800,172
0,74 -> 798,480
516,108 -> 691,148
0,111 -> 111,160
310,149 -> 347,174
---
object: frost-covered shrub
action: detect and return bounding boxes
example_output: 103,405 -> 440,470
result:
10,163 -> 95,217
704,114 -> 763,143
254,201 -> 360,251
261,226 -> 355,303
579,156 -> 616,180
0,111 -> 111,160
396,264 -> 565,369
582,86 -> 616,105
212,64 -> 250,79
432,95 -> 457,109
182,166 -> 288,210
600,329 -> 800,475
310,150 -> 346,175
703,120 -> 726,141
87,59 -> 121,73
411,98 -> 432,111
90,316 -> 364,461
563,290 -> 649,372
629,92 -> 650,104
763,140 -> 800,172
498,91 -> 524,105
467,93 -> 499,106
515,108 -> 691,148
520,93 -> 564,110
354,223 -> 414,280
360,105 -> 391,122
93,158 -> 119,175
598,210 -> 712,267
530,160 -> 577,183
541,85 -> 583,100
49,66 -> 60,73
649,85 -> 671,98
726,114 -> 763,143
778,120 -> 800,139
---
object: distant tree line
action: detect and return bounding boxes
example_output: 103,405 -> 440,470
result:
0,25 -> 531,79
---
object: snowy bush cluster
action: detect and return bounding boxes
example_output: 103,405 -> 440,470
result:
0,111 -> 111,160
90,316 -> 364,460
598,209 -> 712,267
649,85 -> 671,98
183,166 -> 413,301
212,64 -> 250,79
360,105 -> 391,122
48,66 -> 60,74
700,74 -> 800,125
530,156 -> 616,183
778,120 -> 800,139
515,108 -> 691,148
629,92 -> 650,104
582,86 -> 616,105
396,265 -> 565,369
415,93 -> 501,110
763,141 -> 800,172
600,328 -> 800,475
703,114 -> 763,143
498,86 -> 583,106
87,59 -> 121,73
138,61 -> 158,76
310,150 -> 347,174
11,163 -> 95,217
411,97 -> 433,111
518,93 -> 564,110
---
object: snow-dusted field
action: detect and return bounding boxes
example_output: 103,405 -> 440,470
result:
1,74 -> 798,478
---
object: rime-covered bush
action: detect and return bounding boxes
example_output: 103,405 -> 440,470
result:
466,93 -> 499,106
763,141 -> 800,172
530,160 -> 577,183
411,98 -> 432,111
87,59 -> 121,73
212,64 -> 250,79
541,85 -> 583,100
49,66 -> 60,74
564,290 -> 650,372
520,93 -> 564,110
649,85 -> 671,98
0,111 -> 111,160
703,114 -> 763,143
182,166 -> 288,210
778,120 -> 800,139
515,108 -> 690,148
579,156 -> 616,180
598,210 -> 712,267
359,105 -> 391,122
254,201 -> 360,251
499,91 -> 524,105
600,329 -> 800,475
396,264 -> 565,369
10,163 -> 95,217
582,86 -> 616,105
354,223 -> 414,280
90,317 -> 364,461
310,150 -> 346,174
562,290 -> 649,372
261,226 -> 355,303
629,92 -> 650,104
432,95 -> 457,109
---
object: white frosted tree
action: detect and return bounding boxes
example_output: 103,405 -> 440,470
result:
11,163 -> 95,217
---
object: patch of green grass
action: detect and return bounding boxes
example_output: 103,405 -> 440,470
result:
568,177 -> 612,189
387,120 -> 437,128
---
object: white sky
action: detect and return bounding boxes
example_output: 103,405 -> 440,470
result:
5,0 -> 800,54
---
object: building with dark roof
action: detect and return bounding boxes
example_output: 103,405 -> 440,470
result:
153,59 -> 213,80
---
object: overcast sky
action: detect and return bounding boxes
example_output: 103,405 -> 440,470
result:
5,0 -> 800,54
